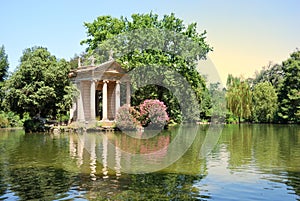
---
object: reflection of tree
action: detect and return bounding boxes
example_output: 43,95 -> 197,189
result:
286,171 -> 300,197
91,173 -> 205,201
252,125 -> 300,172
221,124 -> 300,198
0,162 -> 6,196
220,124 -> 253,168
115,131 -> 170,155
0,130 -> 24,197
7,133 -> 77,200
10,166 -> 75,200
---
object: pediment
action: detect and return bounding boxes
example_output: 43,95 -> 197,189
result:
102,61 -> 127,74
72,59 -> 128,81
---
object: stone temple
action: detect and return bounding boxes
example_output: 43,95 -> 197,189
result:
69,57 -> 130,125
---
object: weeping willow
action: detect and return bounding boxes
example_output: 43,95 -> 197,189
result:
226,75 -> 252,123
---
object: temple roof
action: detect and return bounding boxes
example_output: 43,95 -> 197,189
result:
69,59 -> 128,81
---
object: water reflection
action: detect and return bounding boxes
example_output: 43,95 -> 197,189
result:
68,128 -> 201,177
0,124 -> 299,200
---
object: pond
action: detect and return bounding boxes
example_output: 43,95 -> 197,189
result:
0,124 -> 299,200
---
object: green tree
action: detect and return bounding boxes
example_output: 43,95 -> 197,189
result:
226,75 -> 252,123
4,47 -> 76,119
277,50 -> 300,123
68,52 -> 88,70
251,62 -> 284,93
252,82 -> 278,123
208,82 -> 227,122
0,45 -> 9,111
0,45 -> 9,82
80,13 -> 212,122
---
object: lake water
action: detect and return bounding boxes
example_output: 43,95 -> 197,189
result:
0,124 -> 299,200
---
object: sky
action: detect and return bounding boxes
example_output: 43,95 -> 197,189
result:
1,0 -> 300,85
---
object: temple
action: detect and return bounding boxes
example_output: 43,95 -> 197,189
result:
69,58 -> 130,124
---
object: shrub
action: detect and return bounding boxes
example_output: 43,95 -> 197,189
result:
0,111 -> 22,128
139,99 -> 169,129
115,105 -> 141,130
23,117 -> 47,133
0,112 -> 9,128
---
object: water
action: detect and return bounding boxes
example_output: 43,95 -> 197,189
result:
0,124 -> 299,200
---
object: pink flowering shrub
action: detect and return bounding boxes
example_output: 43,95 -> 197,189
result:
139,99 -> 169,129
115,105 -> 141,130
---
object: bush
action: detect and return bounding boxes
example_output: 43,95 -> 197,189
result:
225,112 -> 239,124
139,99 -> 169,129
115,105 -> 141,130
0,111 -> 22,128
0,112 -> 9,128
23,117 -> 47,133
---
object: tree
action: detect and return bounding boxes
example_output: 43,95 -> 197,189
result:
252,82 -> 278,123
68,52 -> 88,70
4,47 -> 76,119
277,50 -> 300,123
0,45 -> 9,110
208,82 -> 227,122
80,13 -> 212,122
0,45 -> 9,82
251,62 -> 284,93
226,75 -> 252,123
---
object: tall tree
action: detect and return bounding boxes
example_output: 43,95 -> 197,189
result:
4,47 -> 76,119
80,13 -> 212,122
252,82 -> 278,123
0,45 -> 9,82
226,75 -> 252,123
251,62 -> 284,93
208,82 -> 227,122
0,45 -> 9,111
277,50 -> 300,123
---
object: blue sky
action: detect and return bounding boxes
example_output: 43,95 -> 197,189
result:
1,0 -> 300,84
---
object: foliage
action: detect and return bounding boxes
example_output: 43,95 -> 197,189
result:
81,12 -> 212,122
4,47 -> 77,119
225,112 -> 239,124
252,82 -> 278,123
139,99 -> 169,129
250,62 -> 284,92
0,45 -> 9,82
277,50 -> 300,123
226,75 -> 252,123
56,113 -> 70,125
115,105 -> 141,130
0,45 -> 9,111
208,82 -> 227,122
23,117 -> 47,133
68,52 -> 88,69
0,111 -> 22,128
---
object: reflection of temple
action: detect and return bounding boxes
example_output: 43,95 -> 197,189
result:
69,58 -> 130,123
69,133 -> 121,178
68,133 -> 171,178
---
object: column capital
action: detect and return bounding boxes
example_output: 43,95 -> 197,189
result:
103,80 -> 109,84
116,80 -> 121,84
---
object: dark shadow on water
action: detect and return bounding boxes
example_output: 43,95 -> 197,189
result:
78,172 -> 208,201
9,166 -> 76,200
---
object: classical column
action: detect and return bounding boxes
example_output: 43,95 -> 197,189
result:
102,135 -> 108,178
77,135 -> 84,167
102,80 -> 108,121
126,81 -> 131,106
115,81 -> 121,115
115,145 -> 121,177
77,81 -> 85,122
90,136 -> 96,181
90,80 -> 96,121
